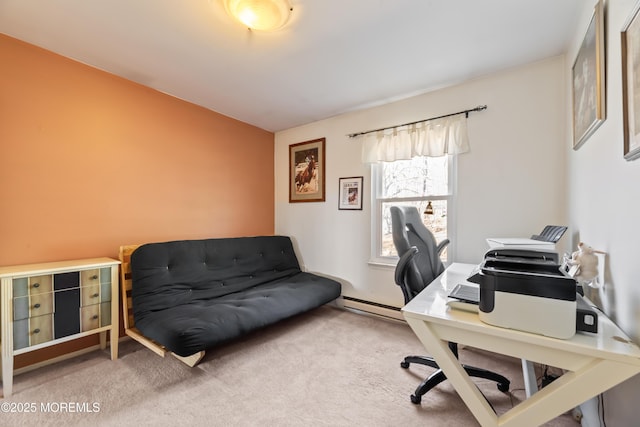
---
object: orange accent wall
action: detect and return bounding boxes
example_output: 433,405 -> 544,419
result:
0,34 -> 274,368
0,34 -> 274,266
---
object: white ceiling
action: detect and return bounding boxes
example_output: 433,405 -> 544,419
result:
0,0 -> 585,132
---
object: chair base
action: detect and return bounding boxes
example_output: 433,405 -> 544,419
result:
400,355 -> 439,370
401,354 -> 510,404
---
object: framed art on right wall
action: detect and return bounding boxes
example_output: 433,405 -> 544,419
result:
622,1 -> 640,160
572,0 -> 606,150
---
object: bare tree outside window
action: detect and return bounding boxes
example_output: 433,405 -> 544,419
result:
373,156 -> 452,262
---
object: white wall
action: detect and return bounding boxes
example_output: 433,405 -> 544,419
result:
275,1 -> 640,423
275,56 -> 567,308
567,1 -> 640,425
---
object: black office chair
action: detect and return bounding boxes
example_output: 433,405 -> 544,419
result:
390,206 -> 510,404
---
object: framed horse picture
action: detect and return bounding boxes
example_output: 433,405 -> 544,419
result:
289,138 -> 326,203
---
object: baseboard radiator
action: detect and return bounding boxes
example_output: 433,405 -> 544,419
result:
339,296 -> 405,321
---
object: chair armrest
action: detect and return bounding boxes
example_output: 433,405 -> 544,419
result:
436,239 -> 450,256
395,247 -> 418,286
395,247 -> 419,303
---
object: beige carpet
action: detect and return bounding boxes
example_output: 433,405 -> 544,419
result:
2,306 -> 578,426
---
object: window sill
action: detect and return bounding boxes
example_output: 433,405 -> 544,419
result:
367,259 -> 397,269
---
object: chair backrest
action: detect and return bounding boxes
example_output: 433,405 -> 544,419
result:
530,225 -> 567,243
390,206 -> 446,302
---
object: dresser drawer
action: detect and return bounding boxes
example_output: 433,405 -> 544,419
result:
80,269 -> 100,287
13,295 -> 30,321
80,268 -> 99,305
80,304 -> 100,332
53,288 -> 81,338
100,301 -> 111,327
13,277 -> 28,297
81,285 -> 101,307
29,275 -> 53,295
13,314 -> 54,349
54,271 -> 79,290
30,292 -> 54,317
14,292 -> 54,320
30,314 -> 54,345
13,318 -> 29,350
100,267 -> 112,303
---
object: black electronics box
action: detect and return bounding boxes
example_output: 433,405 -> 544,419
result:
576,294 -> 598,333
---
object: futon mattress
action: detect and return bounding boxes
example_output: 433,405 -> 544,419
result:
130,236 -> 341,356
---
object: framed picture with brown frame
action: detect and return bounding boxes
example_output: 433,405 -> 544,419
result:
289,137 -> 325,202
622,1 -> 640,160
338,176 -> 363,210
572,0 -> 606,150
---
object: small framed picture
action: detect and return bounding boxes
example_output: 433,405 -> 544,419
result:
289,138 -> 325,203
338,176 -> 363,210
622,1 -> 640,160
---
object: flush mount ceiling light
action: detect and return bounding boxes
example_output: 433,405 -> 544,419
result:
224,0 -> 292,31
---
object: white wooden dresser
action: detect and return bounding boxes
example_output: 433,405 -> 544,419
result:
0,257 -> 120,397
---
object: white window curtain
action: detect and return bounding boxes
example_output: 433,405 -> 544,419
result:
359,114 -> 470,163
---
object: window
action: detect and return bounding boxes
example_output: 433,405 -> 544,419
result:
371,155 -> 455,264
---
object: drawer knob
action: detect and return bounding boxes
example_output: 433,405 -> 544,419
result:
34,303 -> 41,309
91,275 -> 98,280
33,328 -> 40,334
92,315 -> 98,320
33,283 -> 40,288
92,293 -> 99,298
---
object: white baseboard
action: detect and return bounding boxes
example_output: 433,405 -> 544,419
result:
339,296 -> 405,322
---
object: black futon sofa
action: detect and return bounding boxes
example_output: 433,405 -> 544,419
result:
129,235 -> 341,365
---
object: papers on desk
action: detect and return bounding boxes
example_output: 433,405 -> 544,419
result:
486,237 -> 555,250
446,299 -> 479,313
446,283 -> 480,313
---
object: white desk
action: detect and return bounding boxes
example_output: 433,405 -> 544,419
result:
402,263 -> 640,427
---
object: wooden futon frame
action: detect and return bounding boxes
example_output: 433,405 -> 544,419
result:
119,245 -> 205,367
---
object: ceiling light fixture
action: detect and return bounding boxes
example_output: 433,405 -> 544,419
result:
224,0 -> 292,31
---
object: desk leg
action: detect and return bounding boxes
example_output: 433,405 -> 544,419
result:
499,359 -> 640,427
522,359 -> 538,397
406,317 -> 499,426
406,316 -> 640,427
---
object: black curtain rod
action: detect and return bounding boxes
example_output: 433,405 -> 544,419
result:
347,104 -> 487,138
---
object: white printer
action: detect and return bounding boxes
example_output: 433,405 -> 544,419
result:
468,248 -> 578,339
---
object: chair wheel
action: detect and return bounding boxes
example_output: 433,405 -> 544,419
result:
400,361 -> 410,369
497,382 -> 509,392
410,394 -> 421,404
